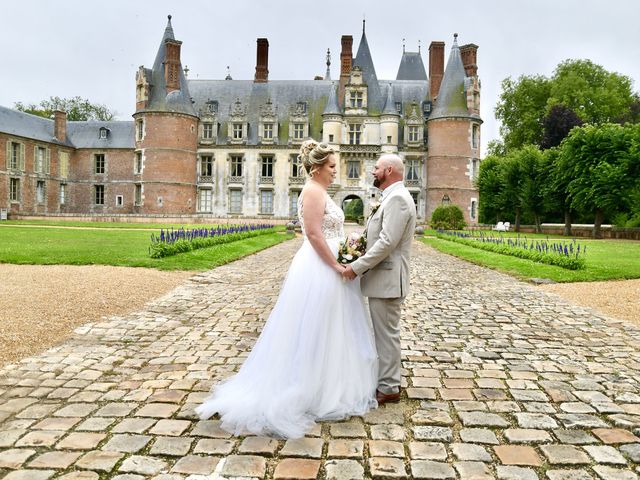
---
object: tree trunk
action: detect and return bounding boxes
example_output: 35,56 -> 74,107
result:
534,214 -> 542,233
593,209 -> 604,239
515,207 -> 521,232
563,209 -> 572,236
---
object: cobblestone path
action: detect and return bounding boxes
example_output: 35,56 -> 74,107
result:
1,238 -> 640,479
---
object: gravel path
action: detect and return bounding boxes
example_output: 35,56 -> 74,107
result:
0,265 -> 193,367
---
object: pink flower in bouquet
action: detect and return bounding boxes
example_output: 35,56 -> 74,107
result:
338,232 -> 366,264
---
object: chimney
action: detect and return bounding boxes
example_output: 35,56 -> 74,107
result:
164,38 -> 183,93
53,110 -> 67,142
338,35 -> 353,108
429,41 -> 445,100
254,38 -> 269,83
460,44 -> 479,77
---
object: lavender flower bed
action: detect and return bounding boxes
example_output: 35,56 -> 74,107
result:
149,224 -> 275,258
436,230 -> 587,270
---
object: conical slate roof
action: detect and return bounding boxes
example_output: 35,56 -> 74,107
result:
353,21 -> 383,112
430,34 -> 473,120
144,16 -> 197,117
396,52 -> 428,81
382,83 -> 399,115
322,82 -> 341,115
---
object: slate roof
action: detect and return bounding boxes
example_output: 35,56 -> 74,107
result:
352,22 -> 383,112
141,16 -> 197,117
0,106 -> 134,149
396,51 -> 428,81
430,35 -> 479,121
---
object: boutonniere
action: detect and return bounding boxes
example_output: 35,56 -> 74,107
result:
369,201 -> 381,218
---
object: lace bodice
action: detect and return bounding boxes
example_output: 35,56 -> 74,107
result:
298,191 -> 345,240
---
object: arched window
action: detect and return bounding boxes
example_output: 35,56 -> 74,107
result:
441,195 -> 450,205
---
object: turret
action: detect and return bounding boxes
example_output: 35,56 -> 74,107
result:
380,84 -> 399,153
426,34 -> 482,225
322,83 -> 343,146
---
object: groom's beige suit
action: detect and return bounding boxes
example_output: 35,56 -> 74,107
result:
351,181 -> 417,395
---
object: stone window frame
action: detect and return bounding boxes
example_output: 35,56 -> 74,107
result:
115,195 -> 124,207
34,145 -> 50,174
405,158 -> 421,184
202,122 -> 214,140
229,188 -> 243,214
136,119 -> 145,141
404,102 -> 424,146
36,180 -> 46,204
259,188 -> 274,215
9,177 -> 21,203
134,184 -> 142,206
198,188 -> 213,213
199,154 -> 214,178
59,151 -> 70,179
470,197 -> 478,220
94,184 -> 105,206
229,154 -> 244,179
347,159 -> 361,179
6,140 -> 25,171
99,127 -> 109,139
260,154 -> 275,183
59,183 -> 66,205
472,123 -> 480,149
134,151 -> 143,175
348,123 -> 362,145
289,189 -> 301,217
94,153 -> 106,175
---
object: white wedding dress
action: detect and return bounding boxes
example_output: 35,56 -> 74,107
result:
196,191 -> 378,438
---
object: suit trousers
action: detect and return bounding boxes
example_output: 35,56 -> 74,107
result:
368,296 -> 404,394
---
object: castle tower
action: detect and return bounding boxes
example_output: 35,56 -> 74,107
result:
380,84 -> 399,153
133,15 -> 198,214
426,34 -> 482,225
322,83 -> 343,146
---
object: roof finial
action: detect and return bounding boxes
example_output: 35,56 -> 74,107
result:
183,65 -> 189,78
453,32 -> 458,46
362,16 -> 366,34
402,38 -> 405,53
167,14 -> 172,23
418,39 -> 421,53
325,48 -> 331,80
225,66 -> 232,81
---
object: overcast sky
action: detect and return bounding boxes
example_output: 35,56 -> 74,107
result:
2,0 -> 639,155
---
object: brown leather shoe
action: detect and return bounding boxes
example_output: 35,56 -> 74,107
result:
376,389 -> 401,405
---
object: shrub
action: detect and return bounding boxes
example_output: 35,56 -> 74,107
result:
431,205 -> 467,230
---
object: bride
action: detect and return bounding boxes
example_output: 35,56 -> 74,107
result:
196,139 -> 378,439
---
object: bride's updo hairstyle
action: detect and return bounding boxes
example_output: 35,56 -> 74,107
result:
298,139 -> 335,177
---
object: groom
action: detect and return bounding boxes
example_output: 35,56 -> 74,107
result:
343,154 -> 417,405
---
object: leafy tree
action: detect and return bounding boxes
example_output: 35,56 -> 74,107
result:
494,75 -> 551,150
540,104 -> 583,149
557,123 -> 639,238
14,96 -> 115,121
544,147 -> 574,236
343,197 -> 363,221
499,150 -> 529,231
549,59 -> 635,124
477,155 -> 506,223
514,146 -> 546,232
495,60 -> 636,151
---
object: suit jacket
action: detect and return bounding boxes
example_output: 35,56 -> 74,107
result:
351,182 -> 417,299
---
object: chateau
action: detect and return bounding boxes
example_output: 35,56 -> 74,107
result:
0,17 -> 482,223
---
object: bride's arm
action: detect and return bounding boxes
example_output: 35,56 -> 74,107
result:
302,186 -> 345,275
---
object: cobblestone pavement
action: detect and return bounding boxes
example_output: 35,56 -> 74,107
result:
1,238 -> 640,479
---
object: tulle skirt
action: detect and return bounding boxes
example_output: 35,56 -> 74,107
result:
195,237 -> 378,439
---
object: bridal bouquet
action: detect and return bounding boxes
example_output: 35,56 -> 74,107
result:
338,232 -> 366,264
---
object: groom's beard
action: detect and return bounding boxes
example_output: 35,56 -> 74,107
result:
373,178 -> 381,188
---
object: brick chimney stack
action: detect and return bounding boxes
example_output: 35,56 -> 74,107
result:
164,38 -> 183,93
53,110 -> 67,142
254,38 -> 269,83
338,35 -> 353,108
429,41 -> 445,100
460,44 -> 479,77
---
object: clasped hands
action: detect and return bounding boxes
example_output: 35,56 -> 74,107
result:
337,264 -> 357,281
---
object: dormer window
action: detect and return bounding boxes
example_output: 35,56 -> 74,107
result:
206,100 -> 218,114
395,102 -> 403,114
232,123 -> 243,140
296,102 -> 307,114
99,128 -> 109,139
293,123 -> 305,140
203,122 -> 214,139
350,91 -> 363,108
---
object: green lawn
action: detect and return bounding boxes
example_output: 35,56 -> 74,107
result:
0,224 -> 293,271
421,232 -> 640,282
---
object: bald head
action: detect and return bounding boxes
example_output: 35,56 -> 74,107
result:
379,154 -> 405,176
373,154 -> 405,190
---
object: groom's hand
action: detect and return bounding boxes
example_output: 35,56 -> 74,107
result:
342,265 -> 357,280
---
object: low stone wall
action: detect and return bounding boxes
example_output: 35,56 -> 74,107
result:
477,223 -> 640,240
6,213 -> 288,226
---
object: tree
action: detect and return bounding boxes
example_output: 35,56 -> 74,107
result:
549,59 -> 635,124
540,104 -> 583,149
495,60 -> 636,152
557,124 -> 639,238
499,150 -> 528,232
14,96 -> 115,121
514,146 -> 546,232
494,75 -> 551,150
544,147 -> 574,236
477,155 -> 506,224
